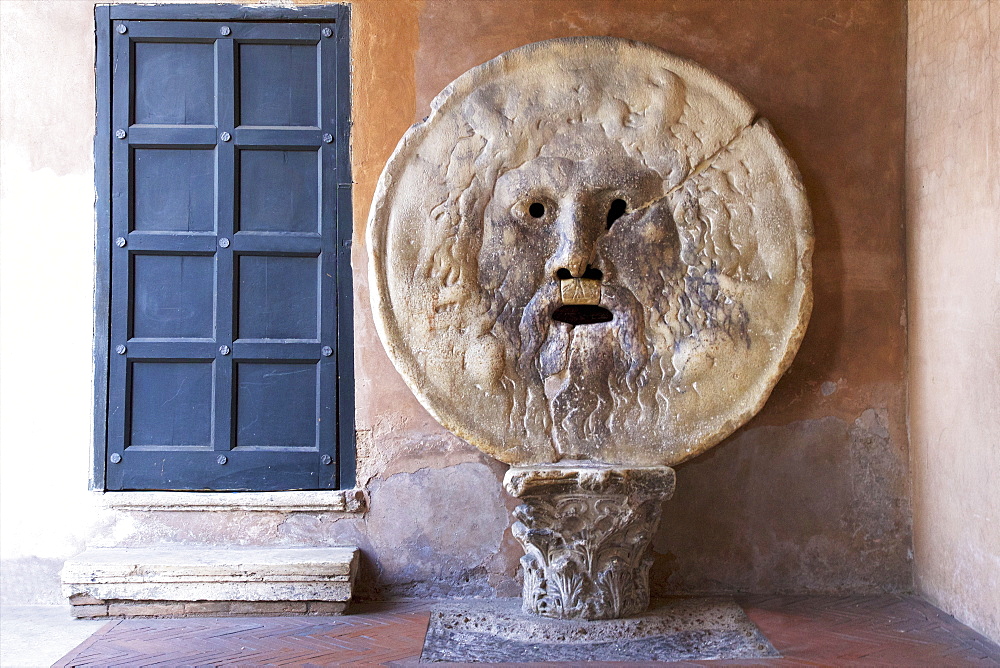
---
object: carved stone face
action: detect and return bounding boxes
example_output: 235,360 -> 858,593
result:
479,137 -> 682,459
481,138 -> 668,302
368,38 -> 813,466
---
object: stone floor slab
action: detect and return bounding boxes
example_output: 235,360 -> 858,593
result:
0,605 -> 106,668
419,598 -> 779,663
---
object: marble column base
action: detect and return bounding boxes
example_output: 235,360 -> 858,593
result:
503,465 -> 676,621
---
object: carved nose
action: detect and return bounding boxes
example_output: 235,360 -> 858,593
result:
550,251 -> 590,279
548,202 -> 599,279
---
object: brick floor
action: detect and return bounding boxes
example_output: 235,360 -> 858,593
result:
53,596 -> 1000,666
732,595 -> 1000,667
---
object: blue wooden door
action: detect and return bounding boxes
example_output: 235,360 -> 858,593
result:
104,15 -> 351,490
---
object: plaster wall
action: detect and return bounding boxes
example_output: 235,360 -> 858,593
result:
906,0 -> 1000,643
1,0 -> 911,603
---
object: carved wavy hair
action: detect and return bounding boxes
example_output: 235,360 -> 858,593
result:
414,74 -> 751,442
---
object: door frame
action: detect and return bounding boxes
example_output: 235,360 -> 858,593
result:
92,3 -> 354,491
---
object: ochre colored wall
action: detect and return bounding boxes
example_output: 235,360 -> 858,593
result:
351,0 -> 912,595
1,0 -> 913,602
907,0 -> 1000,642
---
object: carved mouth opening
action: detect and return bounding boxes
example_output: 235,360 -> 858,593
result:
556,267 -> 604,280
552,305 -> 613,326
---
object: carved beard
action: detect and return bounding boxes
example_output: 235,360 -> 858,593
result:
516,281 -> 650,460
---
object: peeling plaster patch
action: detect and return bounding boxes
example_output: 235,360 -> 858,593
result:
354,428 -> 379,487
652,416 -> 911,594
821,381 -> 838,396
855,407 -> 890,439
364,463 -> 510,596
89,512 -> 141,550
359,428 -> 491,483
97,511 -> 286,548
847,409 -> 903,542
382,433 -> 493,478
277,515 -> 371,549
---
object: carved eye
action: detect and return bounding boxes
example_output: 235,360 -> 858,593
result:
606,198 -> 627,229
528,202 -> 546,218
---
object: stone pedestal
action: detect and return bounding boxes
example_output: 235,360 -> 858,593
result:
503,465 -> 675,620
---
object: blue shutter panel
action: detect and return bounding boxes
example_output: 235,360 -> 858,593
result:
105,16 -> 348,491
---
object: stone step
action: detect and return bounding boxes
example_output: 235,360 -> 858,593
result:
61,546 -> 359,618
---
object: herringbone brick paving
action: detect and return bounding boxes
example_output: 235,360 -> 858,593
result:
53,602 -> 431,668
731,594 -> 1000,667
53,596 -> 999,667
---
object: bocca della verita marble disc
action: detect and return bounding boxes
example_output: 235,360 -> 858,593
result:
368,37 -> 813,467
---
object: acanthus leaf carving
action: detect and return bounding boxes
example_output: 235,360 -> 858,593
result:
505,466 -> 675,621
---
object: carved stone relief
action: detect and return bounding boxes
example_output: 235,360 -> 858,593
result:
368,37 -> 813,467
504,466 -> 676,620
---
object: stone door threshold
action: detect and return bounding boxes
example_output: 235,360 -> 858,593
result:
62,546 -> 359,619
96,489 -> 366,513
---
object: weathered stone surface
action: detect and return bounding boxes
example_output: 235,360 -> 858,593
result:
62,546 -> 358,604
364,462 -> 510,597
229,601 -> 308,615
63,546 -> 357,580
650,415 -> 912,595
70,603 -> 108,619
368,36 -> 812,467
68,599 -> 349,619
306,601 -> 349,615
108,601 -> 186,617
100,489 -> 367,513
420,598 -> 779,662
505,465 -> 675,620
182,601 -> 232,614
